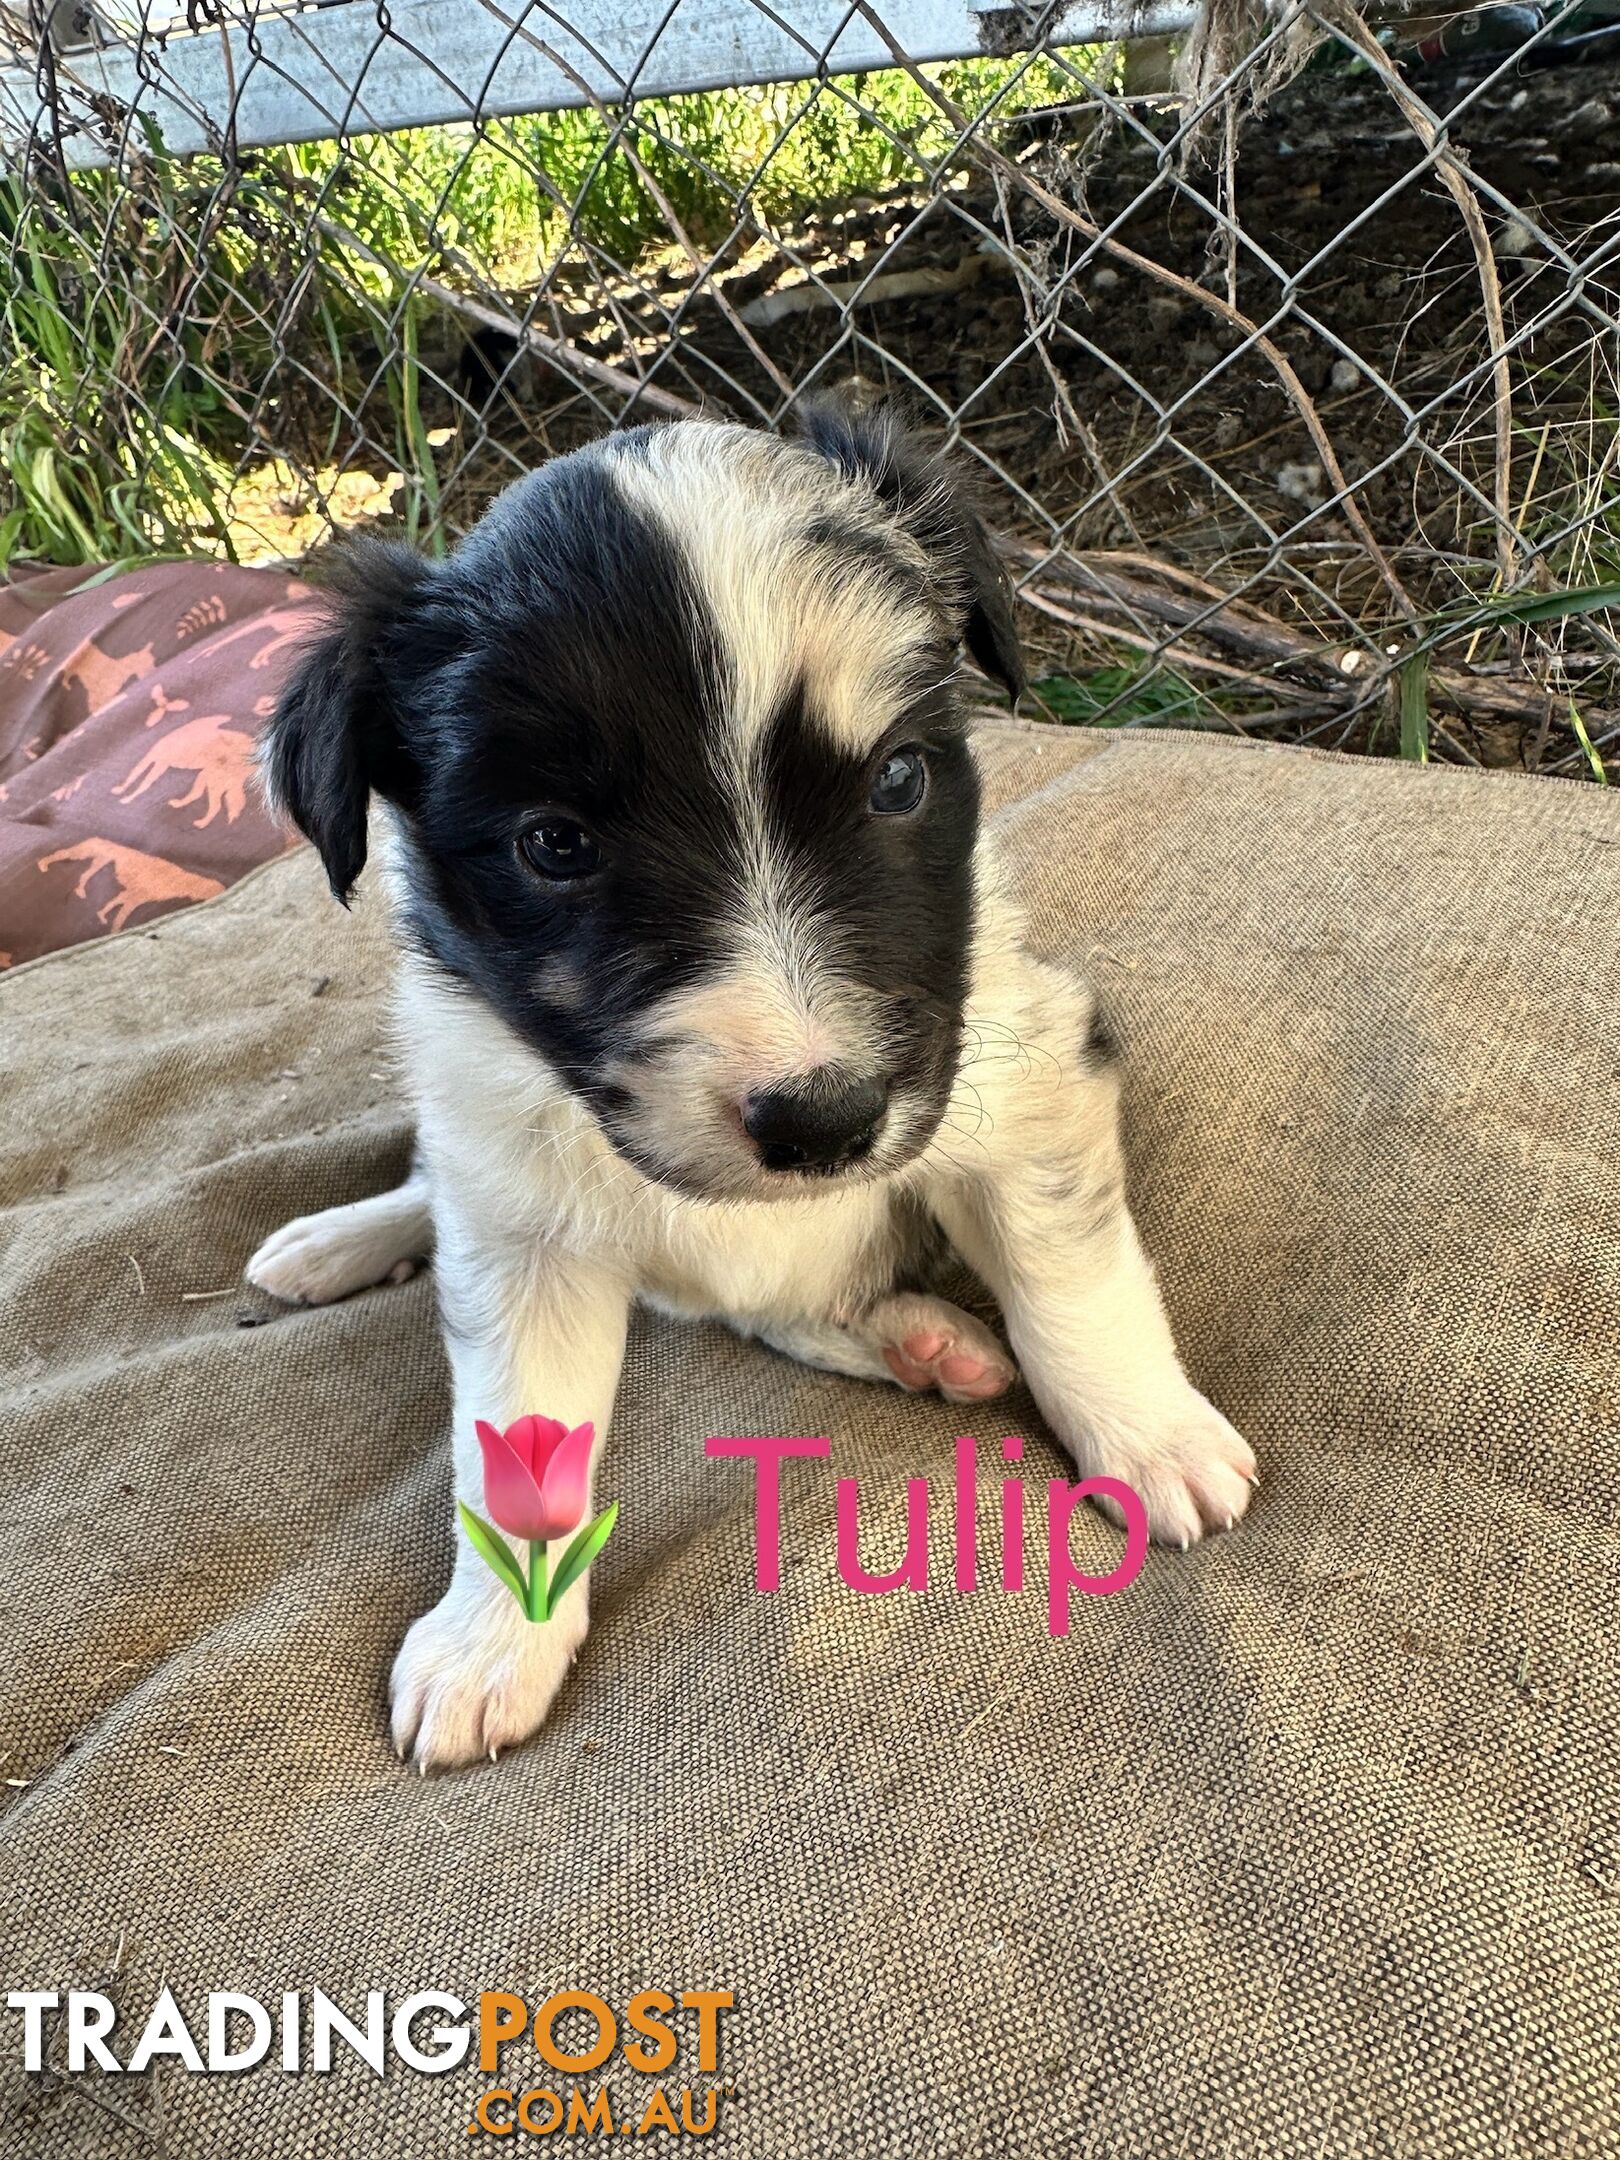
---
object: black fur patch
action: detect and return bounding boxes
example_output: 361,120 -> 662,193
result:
1083,998 -> 1122,1068
265,539 -> 439,900
752,666 -> 978,1135
387,449 -> 737,1119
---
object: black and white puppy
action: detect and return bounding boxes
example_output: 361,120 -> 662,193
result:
247,405 -> 1255,1770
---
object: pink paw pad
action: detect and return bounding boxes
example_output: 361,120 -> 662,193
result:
881,1326 -> 1014,1403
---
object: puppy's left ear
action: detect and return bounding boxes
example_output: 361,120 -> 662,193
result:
265,539 -> 439,903
798,396 -> 1026,701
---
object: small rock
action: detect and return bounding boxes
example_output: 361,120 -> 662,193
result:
1276,460 -> 1326,507
1567,99 -> 1611,142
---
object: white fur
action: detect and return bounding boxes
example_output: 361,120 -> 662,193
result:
246,1169 -> 430,1303
606,424 -> 937,755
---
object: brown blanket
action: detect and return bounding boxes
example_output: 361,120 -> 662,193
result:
0,563 -> 311,969
0,723 -> 1614,2157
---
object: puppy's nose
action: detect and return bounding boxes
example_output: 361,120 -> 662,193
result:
742,1068 -> 888,1173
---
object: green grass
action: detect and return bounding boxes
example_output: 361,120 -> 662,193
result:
290,52 -> 1093,275
0,50 -> 1100,571
1395,580 -> 1620,763
0,162 -> 237,569
1029,665 -> 1218,728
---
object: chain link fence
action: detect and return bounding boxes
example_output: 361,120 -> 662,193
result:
3,0 -> 1618,774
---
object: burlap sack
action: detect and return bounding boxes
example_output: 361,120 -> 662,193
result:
1,723 -> 1615,2158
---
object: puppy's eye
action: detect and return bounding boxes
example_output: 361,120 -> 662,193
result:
519,818 -> 601,880
869,746 -> 927,816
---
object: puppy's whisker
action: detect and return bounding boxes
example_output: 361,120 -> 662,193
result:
921,1133 -> 986,1181
947,1075 -> 992,1135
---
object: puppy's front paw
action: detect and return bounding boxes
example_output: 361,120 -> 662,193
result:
1090,1388 -> 1256,1548
247,1205 -> 421,1306
389,1581 -> 586,1771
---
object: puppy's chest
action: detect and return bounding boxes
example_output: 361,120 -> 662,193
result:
636,1186 -> 909,1327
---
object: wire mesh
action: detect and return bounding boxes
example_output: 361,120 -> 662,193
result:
3,0 -> 1618,774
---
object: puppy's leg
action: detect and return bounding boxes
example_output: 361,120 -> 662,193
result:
390,1214 -> 629,1771
927,963 -> 1254,1546
750,1315 -> 895,1382
246,1163 -> 432,1305
751,1296 -> 1016,1403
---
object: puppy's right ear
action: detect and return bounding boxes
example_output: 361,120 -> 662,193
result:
797,395 -> 1026,702
264,539 -> 438,903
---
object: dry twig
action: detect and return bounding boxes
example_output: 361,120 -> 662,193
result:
1326,4 -> 1517,586
850,0 -> 1419,622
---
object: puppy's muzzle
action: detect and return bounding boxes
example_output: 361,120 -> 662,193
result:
742,1066 -> 888,1175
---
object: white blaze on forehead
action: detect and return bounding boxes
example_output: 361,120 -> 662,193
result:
602,423 -> 938,1062
603,421 -> 938,755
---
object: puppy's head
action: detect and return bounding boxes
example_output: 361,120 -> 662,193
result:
266,405 -> 1023,1201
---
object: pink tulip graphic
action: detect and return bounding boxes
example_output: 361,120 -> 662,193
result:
459,1415 -> 618,1623
476,1415 -> 593,1543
